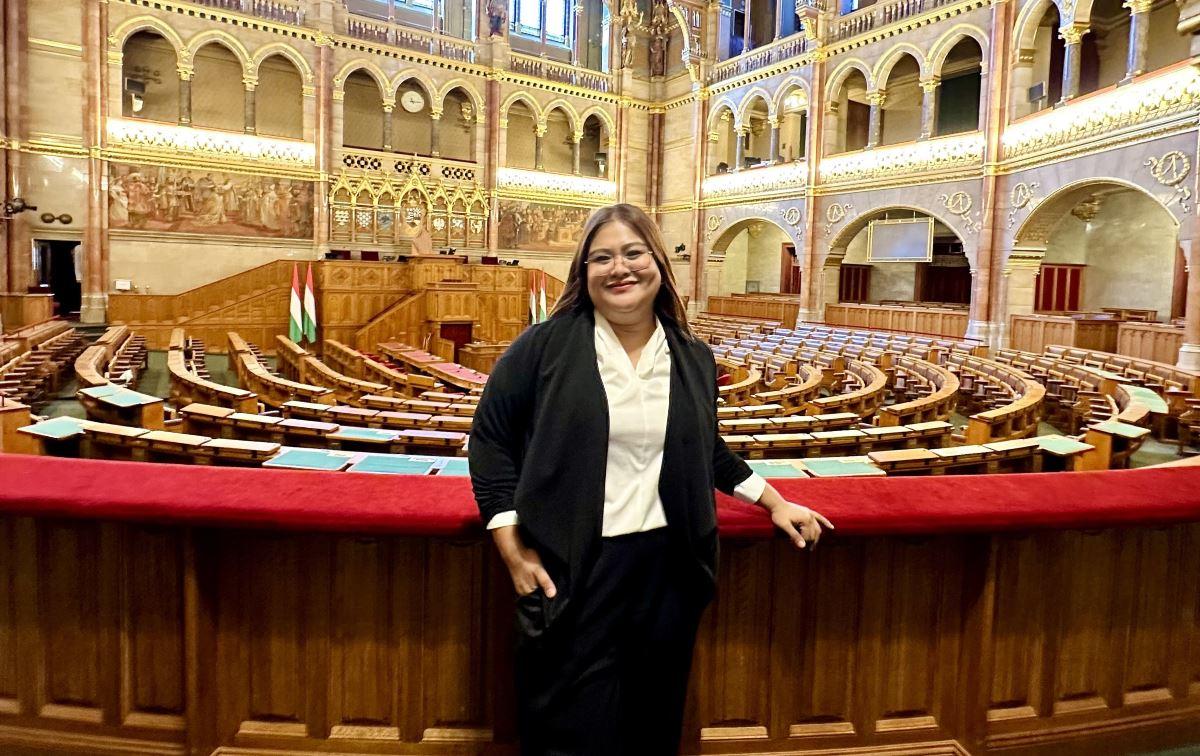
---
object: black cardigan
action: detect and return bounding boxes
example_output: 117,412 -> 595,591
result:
468,307 -> 755,615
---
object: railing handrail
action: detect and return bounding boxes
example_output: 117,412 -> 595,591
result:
507,51 -> 613,93
709,32 -> 810,85
343,13 -> 476,63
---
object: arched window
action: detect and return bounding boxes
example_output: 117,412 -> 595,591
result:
122,31 -> 179,122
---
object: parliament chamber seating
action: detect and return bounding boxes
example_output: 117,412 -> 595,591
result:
5,307 -> 1200,756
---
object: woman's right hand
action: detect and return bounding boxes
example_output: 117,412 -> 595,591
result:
492,525 -> 558,598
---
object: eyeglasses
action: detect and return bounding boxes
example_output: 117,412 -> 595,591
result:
584,249 -> 655,274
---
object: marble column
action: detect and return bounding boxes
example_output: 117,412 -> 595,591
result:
733,127 -> 746,171
485,77 -> 500,254
80,0 -> 108,322
534,123 -> 546,171
178,66 -> 192,125
571,132 -> 581,175
429,111 -> 441,157
1180,254 -> 1200,368
1123,0 -> 1152,82
919,77 -> 939,140
866,90 -> 886,148
314,42 -> 333,258
243,77 -> 257,134
4,0 -> 31,295
382,101 -> 394,151
768,118 -> 780,163
1059,24 -> 1087,103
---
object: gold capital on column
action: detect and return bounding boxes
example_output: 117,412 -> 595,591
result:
1123,0 -> 1153,13
867,89 -> 887,107
1058,24 -> 1087,45
920,77 -> 940,94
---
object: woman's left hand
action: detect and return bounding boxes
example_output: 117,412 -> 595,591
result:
755,483 -> 834,549
768,501 -> 835,549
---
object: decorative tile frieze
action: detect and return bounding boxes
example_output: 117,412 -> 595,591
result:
818,133 -> 984,187
1002,65 -> 1200,163
701,161 -> 808,201
106,117 -> 316,171
495,167 -> 617,202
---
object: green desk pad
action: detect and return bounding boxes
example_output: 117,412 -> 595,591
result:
347,454 -> 437,475
19,416 -> 86,440
263,448 -> 354,471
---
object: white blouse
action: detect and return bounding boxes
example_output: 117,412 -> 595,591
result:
485,312 -> 766,533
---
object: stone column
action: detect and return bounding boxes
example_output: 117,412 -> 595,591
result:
313,38 -> 333,259
768,118 -> 781,163
243,76 -> 257,134
733,126 -> 747,171
178,65 -> 193,125
534,122 -> 546,171
429,110 -> 441,157
4,0 -> 31,296
382,100 -> 394,151
1059,24 -> 1087,103
1180,252 -> 1200,368
486,77 -> 501,254
919,77 -> 939,140
1123,0 -> 1152,82
571,131 -> 581,175
866,89 -> 885,148
80,0 -> 108,322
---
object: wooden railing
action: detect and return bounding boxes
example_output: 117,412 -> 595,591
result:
825,303 -> 969,339
344,16 -> 475,62
508,52 -> 613,93
354,291 -> 427,352
0,294 -> 54,330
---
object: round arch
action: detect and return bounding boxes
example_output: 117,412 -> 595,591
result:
706,97 -> 739,134
389,70 -> 439,104
1012,178 -> 1179,250
183,30 -> 253,74
824,58 -> 874,102
540,99 -> 581,133
333,60 -> 390,98
578,106 -> 616,136
737,87 -> 776,124
826,204 -> 973,264
709,216 -> 801,300
108,16 -> 186,55
436,79 -> 486,115
772,76 -> 811,114
500,91 -> 543,123
872,45 -> 928,89
251,43 -> 313,83
927,25 -> 990,75
1012,0 -> 1064,54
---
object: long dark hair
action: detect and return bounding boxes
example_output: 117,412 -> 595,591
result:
551,203 -> 695,340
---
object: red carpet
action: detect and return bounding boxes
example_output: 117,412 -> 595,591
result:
2,454 -> 1200,537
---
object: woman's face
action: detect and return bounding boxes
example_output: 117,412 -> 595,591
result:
584,220 -> 662,324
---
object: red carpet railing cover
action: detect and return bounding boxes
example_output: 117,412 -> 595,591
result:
3,453 -> 1200,536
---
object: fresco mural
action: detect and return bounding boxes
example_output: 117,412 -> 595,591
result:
497,201 -> 591,251
108,163 -> 314,238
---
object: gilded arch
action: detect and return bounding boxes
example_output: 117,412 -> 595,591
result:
333,60 -> 391,97
824,58 -> 874,102
872,44 -> 928,89
926,25 -> 990,75
184,30 -> 253,75
108,16 -> 187,56
251,43 -> 314,84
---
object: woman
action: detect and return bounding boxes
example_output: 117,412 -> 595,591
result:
469,203 -> 832,755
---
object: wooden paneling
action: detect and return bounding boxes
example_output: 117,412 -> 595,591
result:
2,519 -> 1200,754
708,295 -> 801,326
1009,315 -> 1122,354
0,295 -> 54,330
1117,322 -> 1184,364
825,303 -> 968,339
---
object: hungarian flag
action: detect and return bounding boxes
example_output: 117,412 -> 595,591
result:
303,263 -> 318,343
288,262 -> 303,342
529,273 -> 537,324
538,270 -> 548,323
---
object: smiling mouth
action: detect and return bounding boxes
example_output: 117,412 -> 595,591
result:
607,281 -> 636,291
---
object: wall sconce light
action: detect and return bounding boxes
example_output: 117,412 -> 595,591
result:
38,213 -> 73,225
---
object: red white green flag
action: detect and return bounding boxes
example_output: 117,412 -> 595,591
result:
288,263 -> 303,342
303,262 -> 318,343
